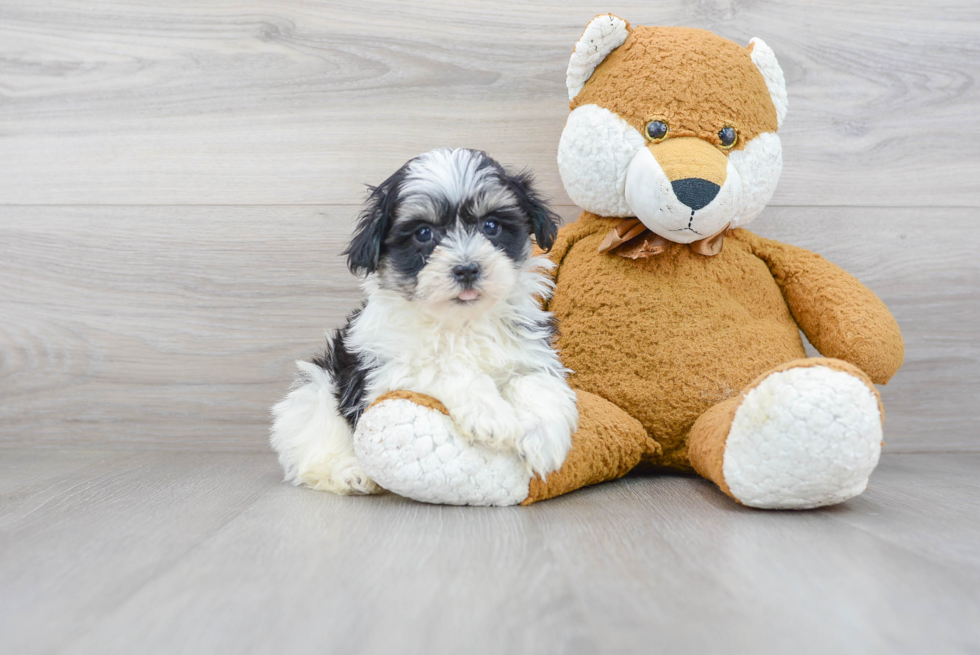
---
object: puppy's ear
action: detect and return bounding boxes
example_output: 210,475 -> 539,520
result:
344,170 -> 402,275
506,170 -> 561,252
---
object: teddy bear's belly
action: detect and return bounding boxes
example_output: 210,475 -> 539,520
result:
551,238 -> 806,469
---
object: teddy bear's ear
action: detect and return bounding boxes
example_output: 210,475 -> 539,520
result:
566,14 -> 631,101
748,38 -> 788,128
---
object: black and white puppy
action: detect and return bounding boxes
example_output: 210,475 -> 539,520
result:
271,149 -> 578,495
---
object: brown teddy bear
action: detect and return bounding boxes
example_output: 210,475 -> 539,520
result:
352,15 -> 904,508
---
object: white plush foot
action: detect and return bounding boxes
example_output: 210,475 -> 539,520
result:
353,398 -> 531,506
299,455 -> 382,496
723,365 -> 883,509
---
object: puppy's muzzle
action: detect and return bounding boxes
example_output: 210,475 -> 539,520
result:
452,263 -> 481,287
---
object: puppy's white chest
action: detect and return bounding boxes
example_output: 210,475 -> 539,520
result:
400,325 -> 522,379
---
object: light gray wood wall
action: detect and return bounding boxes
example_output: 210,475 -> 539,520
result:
1,1 -> 978,451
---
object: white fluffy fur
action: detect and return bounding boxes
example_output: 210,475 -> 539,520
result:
270,362 -> 380,495
724,366 -> 882,509
566,14 -> 630,101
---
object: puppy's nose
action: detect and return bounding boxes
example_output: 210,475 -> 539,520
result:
671,178 -> 721,211
452,263 -> 480,286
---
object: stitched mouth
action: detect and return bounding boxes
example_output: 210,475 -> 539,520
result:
669,208 -> 702,235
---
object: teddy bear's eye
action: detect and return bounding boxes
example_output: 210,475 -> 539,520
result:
718,126 -> 738,149
645,120 -> 668,142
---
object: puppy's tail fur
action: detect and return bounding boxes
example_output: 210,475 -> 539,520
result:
270,361 -> 377,494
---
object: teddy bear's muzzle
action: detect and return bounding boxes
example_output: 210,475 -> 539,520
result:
625,137 -> 741,244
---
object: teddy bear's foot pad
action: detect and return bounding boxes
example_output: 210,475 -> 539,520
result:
723,365 -> 882,509
353,397 -> 531,506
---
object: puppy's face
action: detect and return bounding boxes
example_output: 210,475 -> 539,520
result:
345,149 -> 559,315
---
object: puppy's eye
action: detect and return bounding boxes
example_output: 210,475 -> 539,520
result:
645,120 -> 668,142
718,126 -> 738,149
414,226 -> 433,243
481,219 -> 501,237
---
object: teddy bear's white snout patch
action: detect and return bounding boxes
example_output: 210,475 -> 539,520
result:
624,148 -> 741,244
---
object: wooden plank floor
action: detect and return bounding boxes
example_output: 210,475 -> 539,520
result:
1,451 -> 978,655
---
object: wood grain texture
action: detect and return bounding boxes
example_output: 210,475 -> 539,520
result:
0,0 -> 978,206
0,451 -> 977,654
0,204 -> 976,451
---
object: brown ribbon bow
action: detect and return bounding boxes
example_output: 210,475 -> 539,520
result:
598,218 -> 731,260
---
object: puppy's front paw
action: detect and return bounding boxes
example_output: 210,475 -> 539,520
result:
504,374 -> 578,479
515,414 -> 573,478
450,396 -> 523,451
299,456 -> 382,496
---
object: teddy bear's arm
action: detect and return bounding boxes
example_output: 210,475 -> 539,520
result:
733,229 -> 904,384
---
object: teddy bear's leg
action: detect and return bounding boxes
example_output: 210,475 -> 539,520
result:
522,389 -> 653,505
687,358 -> 884,509
353,389 -> 652,506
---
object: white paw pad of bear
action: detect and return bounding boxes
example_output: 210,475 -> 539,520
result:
723,365 -> 883,509
353,399 -> 531,506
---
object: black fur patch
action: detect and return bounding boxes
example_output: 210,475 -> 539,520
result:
501,169 -> 561,252
539,312 -> 560,347
383,215 -> 445,281
344,164 -> 410,276
311,307 -> 373,428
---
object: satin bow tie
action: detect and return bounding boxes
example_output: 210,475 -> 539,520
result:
598,218 -> 731,259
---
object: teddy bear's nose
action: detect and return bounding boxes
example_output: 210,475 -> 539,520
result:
672,178 -> 721,211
